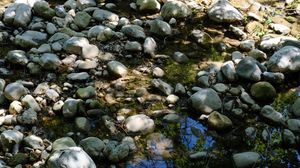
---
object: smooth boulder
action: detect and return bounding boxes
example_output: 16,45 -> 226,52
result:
125,114 -> 154,133
250,82 -> 276,101
208,0 -> 243,23
160,0 -> 191,20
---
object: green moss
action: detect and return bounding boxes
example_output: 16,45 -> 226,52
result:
210,47 -> 226,61
42,116 -> 73,139
272,90 -> 297,111
148,102 -> 166,111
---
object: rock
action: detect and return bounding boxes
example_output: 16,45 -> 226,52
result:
37,44 -> 52,53
21,95 -> 41,112
3,3 -> 32,27
266,46 -> 300,73
0,79 -> 5,92
163,113 -> 180,123
236,57 -> 262,81
67,72 -> 90,81
240,40 -> 255,51
46,89 -> 60,102
52,137 -> 76,151
259,35 -> 297,51
4,82 -> 28,101
143,37 -> 156,56
232,51 -> 245,63
107,61 -> 128,78
17,108 -> 37,125
93,9 -> 119,22
190,29 -> 213,45
76,86 -> 96,99
151,78 -> 174,96
53,100 -> 64,111
208,0 -> 243,23
261,105 -> 284,125
221,61 -> 236,82
250,82 -> 276,101
39,53 -> 61,70
125,41 -> 142,52
79,137 -> 105,158
15,31 -> 48,48
55,5 -> 67,17
150,19 -> 172,36
121,25 -> 146,39
23,135 -> 44,150
175,83 -> 185,95
48,32 -> 70,45
161,0 -> 191,20
208,111 -> 232,131
229,25 -> 247,40
0,130 -> 23,153
82,44 -> 99,59
136,0 -> 161,12
212,83 -> 228,93
282,129 -> 296,146
75,117 -> 91,132
88,25 -> 108,38
74,11 -> 91,29
33,82 -> 49,96
245,127 -> 256,140
63,37 -> 90,55
190,88 -> 222,114
262,72 -> 284,83
125,114 -> 154,133
173,51 -> 189,63
27,62 -> 42,75
108,143 -> 130,162
63,98 -> 79,118
233,152 -> 261,168
248,49 -> 267,61
291,98 -> 300,117
33,1 -> 55,19
270,23 -> 290,35
240,92 -> 255,105
152,67 -> 164,77
6,50 -> 28,66
9,101 -> 23,114
287,119 -> 300,133
76,60 -> 98,70
77,0 -> 96,10
47,147 -> 96,168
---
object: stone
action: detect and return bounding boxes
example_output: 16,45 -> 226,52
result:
175,83 -> 186,95
291,98 -> 300,117
82,44 -> 99,59
63,37 -> 90,55
240,39 -> 255,51
33,82 -> 49,96
262,72 -> 285,83
21,95 -> 41,112
33,1 -> 55,19
248,49 -> 267,61
108,143 -> 130,162
3,3 -> 32,27
76,86 -> 96,99
107,61 -> 128,77
76,60 -> 98,70
259,35 -> 297,51
79,137 -> 105,158
0,79 -> 5,92
163,113 -> 180,123
136,0 -> 161,12
0,130 -> 23,153
270,23 -> 291,35
150,19 -> 172,36
190,88 -> 222,114
88,25 -> 108,38
208,111 -> 232,131
173,51 -> 189,63
121,25 -> 146,39
17,108 -> 37,125
208,0 -> 243,23
240,92 -> 255,105
287,119 -> 300,133
9,101 -> 23,114
46,89 -> 60,102
125,114 -> 154,133
282,129 -> 296,146
152,67 -> 164,77
6,50 -> 28,66
93,9 -> 119,22
4,82 -> 27,101
37,44 -> 52,53
266,46 -> 300,73
233,152 -> 261,168
75,117 -> 91,132
74,11 -> 91,29
125,41 -> 142,52
236,57 -> 262,81
48,32 -> 70,45
143,37 -> 157,56
221,61 -> 236,82
63,98 -> 79,118
67,72 -> 90,81
151,78 -> 174,96
52,137 -> 76,151
161,0 -> 191,20
15,31 -> 47,48
39,53 -> 61,70
23,135 -> 44,150
261,105 -> 284,125
250,82 -> 276,101
47,147 -> 96,168
212,83 -> 228,93
190,29 -> 213,45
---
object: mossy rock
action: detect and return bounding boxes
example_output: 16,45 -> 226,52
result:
250,81 -> 276,101
8,153 -> 28,166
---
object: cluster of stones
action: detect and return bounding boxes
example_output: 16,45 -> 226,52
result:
0,0 -> 299,167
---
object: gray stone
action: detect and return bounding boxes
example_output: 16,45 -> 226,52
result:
39,53 -> 61,70
245,127 -> 256,140
75,117 -> 91,132
37,44 -> 52,53
47,147 -> 96,168
17,108 -> 37,125
76,86 -> 96,99
9,101 -> 23,114
151,78 -> 174,96
163,113 -> 180,123
23,135 -> 44,150
88,25 -> 107,38
79,137 -> 105,158
33,1 -> 55,19
190,29 -> 213,45
48,32 -> 70,45
150,19 -> 172,36
15,31 -> 47,48
262,72 -> 284,83
0,130 -> 23,153
175,83 -> 186,95
266,46 -> 300,73
63,98 -> 79,118
236,57 -> 262,81
212,83 -> 228,93
46,89 -> 60,102
221,61 -> 236,81
3,3 -> 32,27
63,37 -> 90,55
240,92 -> 255,105
33,82 -> 49,96
282,129 -> 296,146
287,119 -> 300,133
67,72 -> 90,81
190,88 -> 222,114
121,25 -> 146,39
6,50 -> 28,66
240,39 -> 255,51
107,61 -> 128,77
21,94 -> 41,112
136,0 -> 161,12
125,41 -> 142,52
52,137 -> 76,151
233,152 -> 261,168
125,114 -> 154,133
77,0 -> 97,10
108,143 -> 130,162
248,49 -> 267,61
55,5 -> 67,17
82,44 -> 99,59
74,11 -> 91,29
270,23 -> 290,35
173,51 -> 189,63
76,60 -> 98,70
143,37 -> 156,56
51,42 -> 63,52
0,79 -> 5,92
93,9 -> 119,22
4,82 -> 28,101
208,111 -> 232,131
208,0 -> 243,23
161,0 -> 191,19
261,105 -> 284,124
152,67 -> 164,77
291,98 -> 300,117
27,62 -> 42,75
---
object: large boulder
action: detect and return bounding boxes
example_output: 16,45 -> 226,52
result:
190,88 -> 222,114
208,0 -> 243,23
136,0 -> 161,12
250,82 -> 276,101
15,30 -> 48,48
208,111 -> 232,131
0,130 -> 24,153
236,57 -> 262,81
46,147 -> 96,168
4,82 -> 28,101
3,3 -> 32,27
160,0 -> 191,20
33,1 -> 55,19
125,114 -> 155,133
266,46 -> 300,73
233,152 -> 261,168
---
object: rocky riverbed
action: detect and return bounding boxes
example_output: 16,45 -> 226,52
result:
0,0 -> 300,167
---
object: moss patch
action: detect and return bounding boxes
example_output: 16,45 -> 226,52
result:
272,89 -> 297,111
